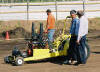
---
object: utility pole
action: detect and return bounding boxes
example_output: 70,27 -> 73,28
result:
55,0 -> 58,30
27,0 -> 29,24
83,0 -> 85,13
55,0 -> 58,21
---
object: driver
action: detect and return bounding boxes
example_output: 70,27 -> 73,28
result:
45,9 -> 56,53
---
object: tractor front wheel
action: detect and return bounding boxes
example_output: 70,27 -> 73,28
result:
15,57 -> 24,66
85,42 -> 90,60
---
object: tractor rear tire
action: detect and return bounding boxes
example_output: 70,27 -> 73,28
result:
4,56 -> 13,64
85,42 -> 90,60
15,57 -> 24,66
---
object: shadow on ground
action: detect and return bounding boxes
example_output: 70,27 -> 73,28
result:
92,52 -> 100,54
25,56 -> 66,65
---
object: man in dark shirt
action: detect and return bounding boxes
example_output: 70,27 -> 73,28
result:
63,10 -> 80,65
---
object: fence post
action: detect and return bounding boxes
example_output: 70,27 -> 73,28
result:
27,0 -> 29,25
83,0 -> 86,13
55,0 -> 58,21
55,0 -> 58,30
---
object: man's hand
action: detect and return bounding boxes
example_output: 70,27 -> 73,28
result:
45,29 -> 48,33
76,40 -> 80,45
77,36 -> 82,45
66,16 -> 71,18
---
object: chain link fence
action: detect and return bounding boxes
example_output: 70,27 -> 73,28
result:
0,0 -> 100,21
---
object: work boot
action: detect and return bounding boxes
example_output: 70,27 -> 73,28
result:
49,49 -> 57,53
71,60 -> 77,65
63,60 -> 71,65
74,62 -> 81,66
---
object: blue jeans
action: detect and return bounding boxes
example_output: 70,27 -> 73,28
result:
65,35 -> 87,64
67,35 -> 79,61
78,35 -> 87,64
48,29 -> 55,42
48,29 -> 55,49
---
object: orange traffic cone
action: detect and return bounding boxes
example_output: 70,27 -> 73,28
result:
6,31 -> 10,40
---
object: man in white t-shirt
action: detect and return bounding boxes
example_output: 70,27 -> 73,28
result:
77,11 -> 88,44
76,11 -> 88,65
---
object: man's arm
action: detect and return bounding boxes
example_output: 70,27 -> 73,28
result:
75,20 -> 80,36
45,16 -> 50,32
75,20 -> 80,44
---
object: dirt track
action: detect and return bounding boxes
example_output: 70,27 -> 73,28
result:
0,30 -> 100,72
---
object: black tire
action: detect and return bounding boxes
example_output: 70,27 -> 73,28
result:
15,57 -> 24,66
4,56 -> 13,64
85,42 -> 90,60
4,56 -> 9,63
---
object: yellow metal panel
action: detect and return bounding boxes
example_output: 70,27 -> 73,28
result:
24,49 -> 66,61
24,43 -> 69,61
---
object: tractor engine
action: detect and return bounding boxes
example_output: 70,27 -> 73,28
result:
12,46 -> 21,57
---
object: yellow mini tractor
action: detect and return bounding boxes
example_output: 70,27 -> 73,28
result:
4,18 -> 90,66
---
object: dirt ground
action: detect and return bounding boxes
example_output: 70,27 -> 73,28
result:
0,30 -> 100,72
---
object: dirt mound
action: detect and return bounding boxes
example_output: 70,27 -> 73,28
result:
0,27 -> 31,39
0,18 -> 100,39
